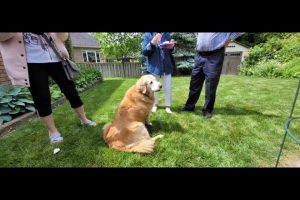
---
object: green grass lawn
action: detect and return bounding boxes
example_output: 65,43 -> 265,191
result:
0,76 -> 299,167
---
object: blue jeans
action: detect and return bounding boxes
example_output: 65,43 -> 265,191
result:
184,47 -> 225,113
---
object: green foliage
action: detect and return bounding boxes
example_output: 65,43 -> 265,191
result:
75,66 -> 103,89
0,86 -> 35,125
171,33 -> 197,75
94,32 -> 143,61
280,57 -> 300,78
236,32 -> 293,47
240,33 -> 300,78
240,60 -> 282,78
49,66 -> 103,99
49,84 -> 62,100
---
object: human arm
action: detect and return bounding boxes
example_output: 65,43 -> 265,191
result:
0,33 -> 16,42
224,32 -> 246,47
55,32 -> 69,42
142,33 -> 161,56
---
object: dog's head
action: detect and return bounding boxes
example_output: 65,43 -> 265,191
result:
136,75 -> 162,95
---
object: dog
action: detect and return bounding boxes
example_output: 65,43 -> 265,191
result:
103,74 -> 164,153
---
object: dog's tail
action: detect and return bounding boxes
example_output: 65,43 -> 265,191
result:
125,135 -> 164,154
152,134 -> 164,141
125,139 -> 155,154
102,122 -> 112,143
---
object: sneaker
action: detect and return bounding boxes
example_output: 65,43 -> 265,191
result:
49,132 -> 63,144
82,119 -> 97,127
152,106 -> 158,113
202,111 -> 212,119
165,107 -> 172,113
181,106 -> 195,112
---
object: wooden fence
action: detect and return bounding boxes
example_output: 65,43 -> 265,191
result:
77,62 -> 144,78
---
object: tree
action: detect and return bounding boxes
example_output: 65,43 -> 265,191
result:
94,32 -> 143,63
236,32 -> 293,47
171,32 -> 197,75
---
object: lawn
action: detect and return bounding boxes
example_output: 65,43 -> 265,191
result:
0,76 -> 299,167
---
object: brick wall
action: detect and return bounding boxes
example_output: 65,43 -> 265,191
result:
0,52 -> 11,85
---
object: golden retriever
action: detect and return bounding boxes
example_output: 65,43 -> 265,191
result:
103,75 -> 164,153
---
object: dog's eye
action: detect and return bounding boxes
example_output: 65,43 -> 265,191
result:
149,81 -> 153,84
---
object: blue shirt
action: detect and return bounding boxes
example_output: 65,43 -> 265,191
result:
142,32 -> 175,76
196,32 -> 244,52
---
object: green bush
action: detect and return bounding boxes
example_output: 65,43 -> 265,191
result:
0,86 -> 35,125
75,66 -> 102,89
240,60 -> 283,78
281,57 -> 300,78
241,33 -> 300,78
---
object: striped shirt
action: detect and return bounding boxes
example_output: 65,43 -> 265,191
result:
196,32 -> 244,52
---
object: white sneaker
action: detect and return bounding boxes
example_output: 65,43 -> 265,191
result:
165,107 -> 172,113
152,106 -> 158,112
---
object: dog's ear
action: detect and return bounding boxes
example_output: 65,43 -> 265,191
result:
141,85 -> 147,94
136,79 -> 147,94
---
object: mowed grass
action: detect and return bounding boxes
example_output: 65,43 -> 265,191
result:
0,76 -> 299,167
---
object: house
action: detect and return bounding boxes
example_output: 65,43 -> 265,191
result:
69,32 -> 104,63
222,41 -> 249,75
225,41 -> 249,61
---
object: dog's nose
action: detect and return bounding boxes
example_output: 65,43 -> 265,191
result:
159,84 -> 162,89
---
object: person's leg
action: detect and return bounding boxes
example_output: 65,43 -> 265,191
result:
163,73 -> 172,113
152,74 -> 160,112
41,115 -> 58,133
183,53 -> 205,111
27,63 -> 62,142
202,49 -> 225,116
74,105 -> 88,123
49,62 -> 96,126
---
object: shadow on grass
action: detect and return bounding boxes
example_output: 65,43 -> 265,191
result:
86,79 -> 125,105
75,122 -> 107,147
171,105 -> 201,115
147,120 -> 185,135
214,106 -> 280,118
172,105 -> 280,118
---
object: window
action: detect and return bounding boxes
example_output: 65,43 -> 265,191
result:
82,50 -> 100,63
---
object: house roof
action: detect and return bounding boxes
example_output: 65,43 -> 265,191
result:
70,33 -> 99,48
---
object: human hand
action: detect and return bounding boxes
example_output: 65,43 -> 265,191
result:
151,33 -> 162,45
166,39 -> 175,49
224,39 -> 232,47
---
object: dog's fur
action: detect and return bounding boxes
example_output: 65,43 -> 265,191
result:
103,75 -> 164,153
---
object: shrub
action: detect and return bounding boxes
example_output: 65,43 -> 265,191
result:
241,33 -> 300,78
240,60 -> 282,78
282,57 -> 300,78
75,66 -> 103,90
0,86 -> 35,125
49,66 -> 103,99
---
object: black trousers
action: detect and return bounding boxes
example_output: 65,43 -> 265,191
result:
184,47 -> 225,113
27,62 -> 83,117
